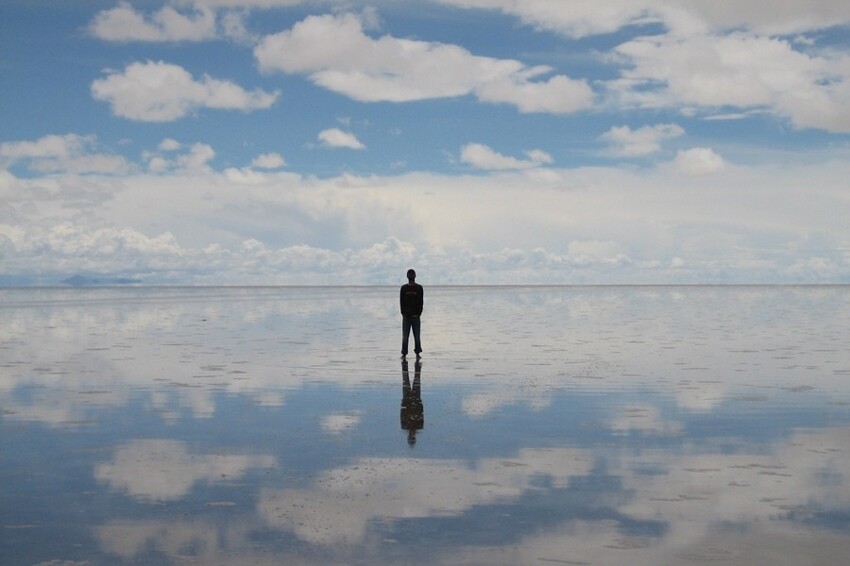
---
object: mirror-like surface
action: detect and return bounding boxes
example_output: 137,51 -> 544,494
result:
2,286 -> 849,565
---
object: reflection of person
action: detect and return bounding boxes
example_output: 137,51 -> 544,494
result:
401,359 -> 424,446
399,268 -> 423,359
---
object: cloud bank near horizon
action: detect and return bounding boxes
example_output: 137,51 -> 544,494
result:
2,133 -> 848,285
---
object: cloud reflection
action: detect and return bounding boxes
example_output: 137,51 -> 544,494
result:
2,286 -> 849,428
258,449 -> 592,545
1,286 -> 849,564
95,439 -> 276,502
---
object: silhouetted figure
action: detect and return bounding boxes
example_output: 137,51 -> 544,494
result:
400,268 -> 423,358
401,359 -> 423,446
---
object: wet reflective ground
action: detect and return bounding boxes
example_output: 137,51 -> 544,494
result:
2,286 -> 849,565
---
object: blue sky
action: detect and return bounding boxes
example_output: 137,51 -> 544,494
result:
2,0 -> 849,284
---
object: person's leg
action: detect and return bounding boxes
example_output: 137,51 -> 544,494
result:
401,316 -> 411,356
412,317 -> 422,355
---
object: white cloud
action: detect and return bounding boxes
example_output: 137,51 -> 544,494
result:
158,138 -> 182,152
435,0 -> 850,37
3,223 -> 184,270
318,128 -> 365,150
88,1 -> 310,44
177,143 -> 216,173
600,123 -> 684,157
218,9 -> 259,44
186,0 -> 305,8
460,143 -> 552,170
0,134 -> 130,174
91,61 -> 279,122
616,33 -> 798,104
475,69 -> 596,114
567,240 -> 629,266
84,3 -> 850,131
437,1 -> 850,131
144,142 -> 216,173
250,152 -> 286,169
3,137 -> 849,284
90,2 -> 217,42
254,12 -> 593,114
673,147 -> 725,175
610,31 -> 850,132
670,0 -> 850,35
435,0 -> 661,39
223,166 -> 273,185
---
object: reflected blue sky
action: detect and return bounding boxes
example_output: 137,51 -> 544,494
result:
2,286 -> 849,564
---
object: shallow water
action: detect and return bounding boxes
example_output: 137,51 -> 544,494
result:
1,286 -> 849,565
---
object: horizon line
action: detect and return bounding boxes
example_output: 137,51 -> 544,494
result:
3,283 -> 849,290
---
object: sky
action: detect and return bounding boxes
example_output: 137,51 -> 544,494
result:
1,0 -> 849,285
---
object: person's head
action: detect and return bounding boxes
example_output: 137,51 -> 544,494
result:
406,268 -> 416,282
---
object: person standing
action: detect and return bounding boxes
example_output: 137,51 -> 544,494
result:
399,268 -> 423,358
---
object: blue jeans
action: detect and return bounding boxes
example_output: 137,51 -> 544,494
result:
401,315 -> 422,356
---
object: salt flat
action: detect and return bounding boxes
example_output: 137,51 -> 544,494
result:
2,286 -> 849,565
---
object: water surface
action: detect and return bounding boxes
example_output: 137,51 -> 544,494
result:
2,286 -> 849,565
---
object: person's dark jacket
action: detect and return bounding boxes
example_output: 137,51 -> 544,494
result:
400,282 -> 423,317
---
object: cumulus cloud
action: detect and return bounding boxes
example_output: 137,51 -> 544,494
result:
223,166 -> 274,185
91,61 -> 279,122
89,1 -> 309,45
611,32 -> 850,132
673,147 -> 725,175
144,142 -> 216,173
8,223 -> 183,264
0,134 -> 130,175
88,0 -> 302,45
178,143 -> 216,173
600,123 -> 684,157
460,143 -> 552,170
438,1 -> 850,131
158,138 -> 182,152
435,0 -> 850,37
254,12 -> 593,114
567,240 -> 629,266
188,0 -> 305,8
218,9 -> 259,44
435,0 -> 660,39
250,152 -> 286,169
672,0 -> 850,35
90,2 -> 217,42
475,70 -> 596,114
84,3 -> 850,131
318,128 -> 365,150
